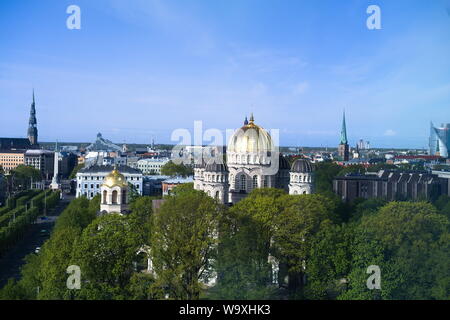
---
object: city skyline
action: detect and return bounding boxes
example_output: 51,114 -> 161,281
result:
1,0 -> 450,148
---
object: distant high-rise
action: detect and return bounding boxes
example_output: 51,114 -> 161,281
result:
27,90 -> 38,145
338,110 -> 350,161
429,122 -> 450,158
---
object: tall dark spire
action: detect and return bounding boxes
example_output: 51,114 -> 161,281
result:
244,116 -> 248,125
340,110 -> 348,145
27,89 -> 38,145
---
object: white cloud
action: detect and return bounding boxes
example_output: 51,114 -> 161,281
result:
384,129 -> 397,136
292,82 -> 310,95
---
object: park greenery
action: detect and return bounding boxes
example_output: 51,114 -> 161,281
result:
6,165 -> 42,192
0,189 -> 60,256
160,161 -> 193,177
0,162 -> 449,300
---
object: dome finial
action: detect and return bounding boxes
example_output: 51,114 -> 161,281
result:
249,112 -> 254,123
244,116 -> 248,125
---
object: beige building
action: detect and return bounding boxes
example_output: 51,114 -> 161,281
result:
0,150 -> 25,174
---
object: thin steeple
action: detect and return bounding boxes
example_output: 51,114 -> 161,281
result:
340,110 -> 348,145
27,89 -> 38,145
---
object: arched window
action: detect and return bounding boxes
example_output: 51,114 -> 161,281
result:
240,175 -> 246,191
102,190 -> 107,204
215,191 -> 220,200
112,190 -> 118,204
252,176 -> 258,189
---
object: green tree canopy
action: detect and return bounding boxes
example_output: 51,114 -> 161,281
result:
160,161 -> 193,177
273,194 -> 338,297
69,163 -> 84,179
150,186 -> 222,299
215,188 -> 286,299
366,163 -> 398,172
9,165 -> 42,191
341,201 -> 450,300
314,162 -> 341,194
72,213 -> 143,299
337,164 -> 366,177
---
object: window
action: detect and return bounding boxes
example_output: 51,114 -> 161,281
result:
112,190 -> 118,204
263,176 -> 268,188
102,190 -> 107,204
252,176 -> 258,189
240,175 -> 246,191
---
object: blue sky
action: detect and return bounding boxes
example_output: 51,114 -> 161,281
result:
1,0 -> 449,148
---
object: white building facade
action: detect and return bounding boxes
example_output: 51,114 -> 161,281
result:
76,165 -> 143,199
136,158 -> 170,175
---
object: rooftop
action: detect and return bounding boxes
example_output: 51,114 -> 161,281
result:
163,176 -> 194,184
78,164 -> 141,175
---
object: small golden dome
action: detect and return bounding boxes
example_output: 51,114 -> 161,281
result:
228,114 -> 274,153
103,166 -> 128,188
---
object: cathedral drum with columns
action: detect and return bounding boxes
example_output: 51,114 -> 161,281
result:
194,115 -> 315,204
288,158 -> 315,195
100,166 -> 129,215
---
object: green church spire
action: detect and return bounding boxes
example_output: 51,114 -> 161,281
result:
340,110 -> 348,145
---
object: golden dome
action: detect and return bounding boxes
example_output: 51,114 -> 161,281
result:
227,114 -> 274,154
103,167 -> 128,188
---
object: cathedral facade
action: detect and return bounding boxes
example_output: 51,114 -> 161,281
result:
194,115 -> 315,204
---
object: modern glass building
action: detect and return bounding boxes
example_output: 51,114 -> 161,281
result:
429,122 -> 450,158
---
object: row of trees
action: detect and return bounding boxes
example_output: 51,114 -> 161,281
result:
1,183 -> 449,300
0,190 -> 60,256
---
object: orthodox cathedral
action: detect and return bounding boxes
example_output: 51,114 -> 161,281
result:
194,114 -> 315,204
